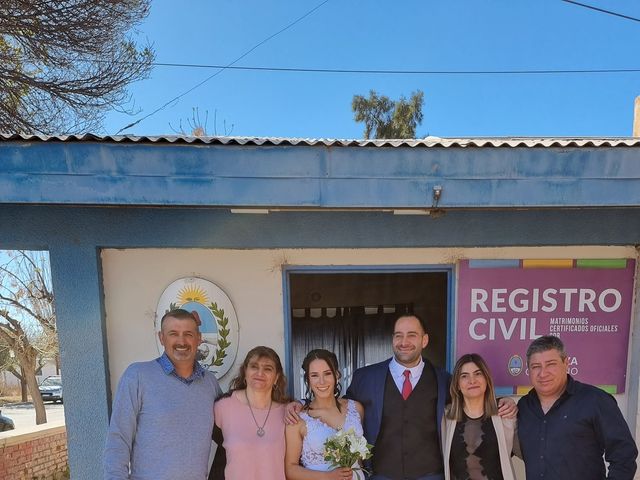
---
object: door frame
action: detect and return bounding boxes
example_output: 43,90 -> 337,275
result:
282,263 -> 456,396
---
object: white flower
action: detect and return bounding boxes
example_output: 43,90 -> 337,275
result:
323,427 -> 373,469
349,435 -> 369,456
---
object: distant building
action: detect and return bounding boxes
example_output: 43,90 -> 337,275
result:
1,361 -> 59,391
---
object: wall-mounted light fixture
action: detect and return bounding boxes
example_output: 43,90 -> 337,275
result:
432,185 -> 443,208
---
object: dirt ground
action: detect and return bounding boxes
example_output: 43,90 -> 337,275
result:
0,395 -> 23,406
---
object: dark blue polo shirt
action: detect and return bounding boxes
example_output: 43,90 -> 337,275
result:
517,375 -> 637,480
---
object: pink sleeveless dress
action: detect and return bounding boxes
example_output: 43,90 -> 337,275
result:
214,393 -> 286,480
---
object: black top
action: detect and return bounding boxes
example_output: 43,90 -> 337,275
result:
449,413 -> 503,480
518,375 -> 638,480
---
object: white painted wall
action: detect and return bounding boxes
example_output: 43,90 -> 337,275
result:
101,246 -> 639,479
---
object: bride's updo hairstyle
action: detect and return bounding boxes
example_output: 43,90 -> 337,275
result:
301,349 -> 342,412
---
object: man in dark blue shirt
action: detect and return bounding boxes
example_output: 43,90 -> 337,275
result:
518,335 -> 637,480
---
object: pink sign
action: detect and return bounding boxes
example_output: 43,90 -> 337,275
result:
456,259 -> 635,394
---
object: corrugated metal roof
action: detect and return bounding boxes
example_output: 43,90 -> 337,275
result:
2,132 -> 640,148
3,131 -> 640,208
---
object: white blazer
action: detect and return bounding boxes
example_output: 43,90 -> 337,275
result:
441,415 -> 517,480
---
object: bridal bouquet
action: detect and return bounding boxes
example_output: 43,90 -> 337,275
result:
323,428 -> 373,479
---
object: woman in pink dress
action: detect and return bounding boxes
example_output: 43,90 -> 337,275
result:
211,346 -> 289,480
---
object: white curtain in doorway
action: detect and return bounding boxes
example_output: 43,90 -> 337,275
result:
290,304 -> 413,400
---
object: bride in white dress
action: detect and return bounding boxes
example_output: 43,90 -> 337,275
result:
285,349 -> 365,480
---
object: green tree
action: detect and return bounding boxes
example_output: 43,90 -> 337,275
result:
0,0 -> 155,134
0,251 -> 56,424
352,90 -> 424,139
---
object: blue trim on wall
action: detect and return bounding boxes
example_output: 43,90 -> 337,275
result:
2,142 -> 640,207
446,267 -> 455,371
0,206 -> 639,249
282,264 -> 455,273
468,259 -> 521,269
494,387 -> 516,397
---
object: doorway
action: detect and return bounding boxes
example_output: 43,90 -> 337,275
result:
285,267 -> 452,399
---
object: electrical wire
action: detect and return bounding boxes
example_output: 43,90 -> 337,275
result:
147,62 -> 640,75
561,0 -> 640,23
115,0 -> 640,133
115,0 -> 331,134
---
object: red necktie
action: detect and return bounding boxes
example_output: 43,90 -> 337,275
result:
402,370 -> 412,400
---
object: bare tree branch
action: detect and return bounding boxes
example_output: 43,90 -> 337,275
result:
0,0 -> 154,134
171,107 -> 234,137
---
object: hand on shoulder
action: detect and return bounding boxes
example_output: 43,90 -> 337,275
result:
284,400 -> 304,425
497,396 -> 518,419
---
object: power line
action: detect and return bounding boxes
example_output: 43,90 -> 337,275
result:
561,0 -> 640,23
147,62 -> 640,76
116,0 -> 331,134
100,55 -> 640,75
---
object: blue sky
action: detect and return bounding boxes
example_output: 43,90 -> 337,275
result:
103,0 -> 640,139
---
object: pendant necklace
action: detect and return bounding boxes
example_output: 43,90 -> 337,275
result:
245,390 -> 272,437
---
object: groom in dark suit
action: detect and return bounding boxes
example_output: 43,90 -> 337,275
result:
285,313 -> 516,480
345,314 -> 449,480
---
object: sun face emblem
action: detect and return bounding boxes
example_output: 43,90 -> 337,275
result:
157,277 -> 239,379
177,285 -> 209,305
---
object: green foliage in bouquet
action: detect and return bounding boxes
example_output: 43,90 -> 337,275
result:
323,428 -> 373,478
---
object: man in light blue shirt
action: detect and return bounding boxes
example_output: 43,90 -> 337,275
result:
104,309 -> 222,480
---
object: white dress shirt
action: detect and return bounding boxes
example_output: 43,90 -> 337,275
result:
388,356 -> 425,393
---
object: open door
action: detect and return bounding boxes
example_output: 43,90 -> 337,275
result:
287,269 -> 451,399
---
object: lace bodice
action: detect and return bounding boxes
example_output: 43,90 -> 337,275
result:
299,399 -> 364,472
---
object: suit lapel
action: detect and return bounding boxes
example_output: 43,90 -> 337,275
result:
370,359 -> 391,443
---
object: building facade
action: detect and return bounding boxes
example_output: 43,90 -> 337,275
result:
1,134 -> 638,478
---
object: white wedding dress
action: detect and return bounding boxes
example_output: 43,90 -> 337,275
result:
299,399 -> 364,479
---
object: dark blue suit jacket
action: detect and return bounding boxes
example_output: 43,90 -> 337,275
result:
345,357 -> 451,446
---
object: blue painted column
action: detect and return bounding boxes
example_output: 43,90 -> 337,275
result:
48,244 -> 109,479
626,248 -> 640,436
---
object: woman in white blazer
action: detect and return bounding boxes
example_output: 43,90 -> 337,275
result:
442,353 -> 516,480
